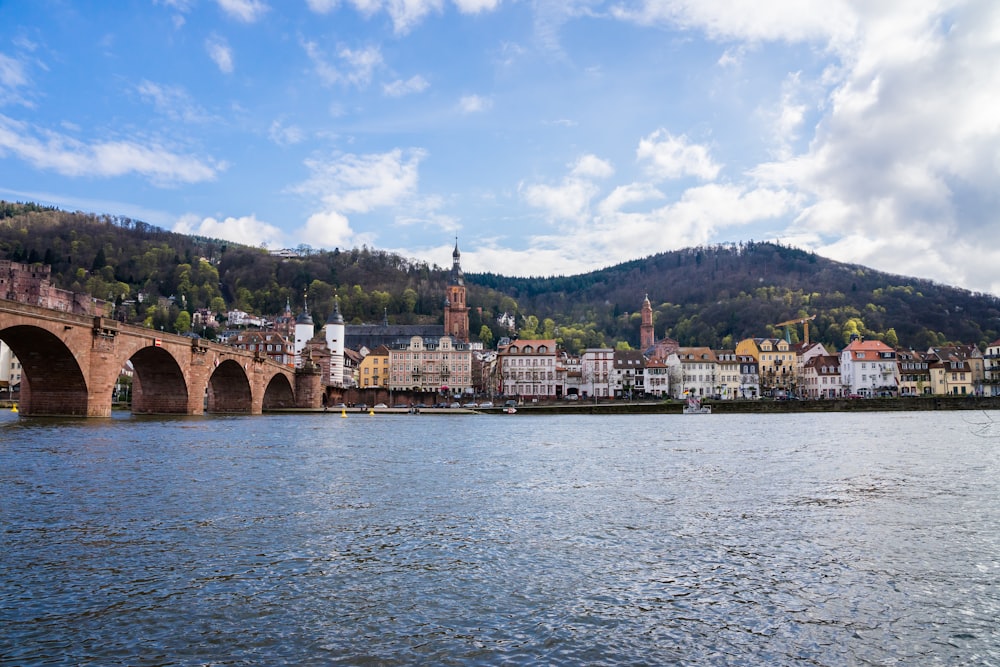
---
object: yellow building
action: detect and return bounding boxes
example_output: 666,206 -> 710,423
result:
359,344 -> 390,390
929,358 -> 974,395
735,337 -> 796,396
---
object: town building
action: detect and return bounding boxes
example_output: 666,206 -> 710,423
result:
358,345 -> 390,391
498,339 -> 558,402
613,349 -> 645,399
897,349 -> 932,396
736,337 -> 796,396
227,329 -> 295,366
0,339 -> 21,398
985,339 -> 1000,396
389,335 -> 473,397
736,354 -> 760,399
801,354 -> 842,399
582,348 -> 616,399
644,358 -> 671,398
840,338 -> 898,397
928,345 -> 984,395
714,349 -> 740,399
669,347 -> 719,398
928,356 -> 974,396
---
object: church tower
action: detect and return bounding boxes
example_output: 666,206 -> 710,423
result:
444,240 -> 470,343
325,296 -> 345,386
640,294 -> 654,352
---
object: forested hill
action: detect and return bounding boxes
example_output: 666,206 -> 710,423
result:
470,242 -> 1000,351
2,201 -> 999,353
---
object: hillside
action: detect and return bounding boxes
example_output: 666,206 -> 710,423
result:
472,242 -> 1000,351
2,201 -> 999,352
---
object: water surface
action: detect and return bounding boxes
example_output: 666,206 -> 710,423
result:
2,410 -> 999,665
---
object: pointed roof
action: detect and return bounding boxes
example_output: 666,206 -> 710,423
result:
326,296 -> 344,325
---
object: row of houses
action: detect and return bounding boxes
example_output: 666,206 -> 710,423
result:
490,335 -> 996,401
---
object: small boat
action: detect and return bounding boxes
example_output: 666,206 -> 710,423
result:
683,396 -> 711,414
505,407 -> 517,414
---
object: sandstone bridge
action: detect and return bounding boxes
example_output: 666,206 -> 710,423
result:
0,299 -> 323,417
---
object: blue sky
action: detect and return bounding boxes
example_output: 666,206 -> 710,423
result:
2,1 -> 999,296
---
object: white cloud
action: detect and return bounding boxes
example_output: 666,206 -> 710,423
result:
304,0 -> 501,32
216,0 -> 269,22
611,0 -> 858,50
136,80 -> 213,123
268,120 -> 305,146
0,114 -> 223,185
636,130 -> 721,181
303,41 -> 383,87
339,45 -> 383,86
0,53 -> 27,89
296,148 -> 427,214
306,0 -> 339,12
571,154 -> 614,179
206,35 -> 234,74
298,210 -> 358,249
383,75 -> 429,97
745,0 -> 1000,294
453,0 -> 500,12
173,213 -> 284,247
522,154 -> 614,223
459,94 -> 493,113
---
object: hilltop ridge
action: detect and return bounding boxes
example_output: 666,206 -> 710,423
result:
2,201 -> 998,352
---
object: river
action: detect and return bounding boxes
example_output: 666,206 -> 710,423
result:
2,410 -> 999,666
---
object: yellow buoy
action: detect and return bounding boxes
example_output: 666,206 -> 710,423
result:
369,409 -> 375,415
341,409 -> 347,418
11,403 -> 18,413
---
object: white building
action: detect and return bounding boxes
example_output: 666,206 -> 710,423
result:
668,347 -> 719,398
840,338 -> 898,397
498,339 -> 558,401
985,338 -> 1000,396
0,340 -> 21,397
582,347 -> 615,399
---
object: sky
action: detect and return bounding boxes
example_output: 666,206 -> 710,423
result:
2,1 -> 1000,296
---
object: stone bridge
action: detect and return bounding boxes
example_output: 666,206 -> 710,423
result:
0,299 -> 323,417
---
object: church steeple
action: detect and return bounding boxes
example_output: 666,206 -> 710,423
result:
444,239 -> 469,343
449,237 -> 464,286
640,293 -> 654,351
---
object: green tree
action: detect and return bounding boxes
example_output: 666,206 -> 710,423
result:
478,325 -> 494,349
884,327 -> 899,348
174,310 -> 191,333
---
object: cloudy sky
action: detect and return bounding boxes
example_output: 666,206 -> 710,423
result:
2,1 -> 999,295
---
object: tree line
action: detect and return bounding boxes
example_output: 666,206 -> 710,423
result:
2,202 -> 998,354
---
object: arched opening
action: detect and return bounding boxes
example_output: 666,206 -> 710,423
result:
0,325 -> 88,416
207,359 -> 252,413
130,346 -> 189,414
262,373 -> 295,410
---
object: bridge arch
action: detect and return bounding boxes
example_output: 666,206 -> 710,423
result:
206,359 -> 253,413
262,372 -> 295,410
0,324 -> 89,416
129,345 -> 190,414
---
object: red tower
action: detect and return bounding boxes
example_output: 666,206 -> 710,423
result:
444,241 -> 470,343
640,294 -> 654,351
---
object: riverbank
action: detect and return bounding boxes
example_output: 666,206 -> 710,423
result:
475,395 -> 1000,415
